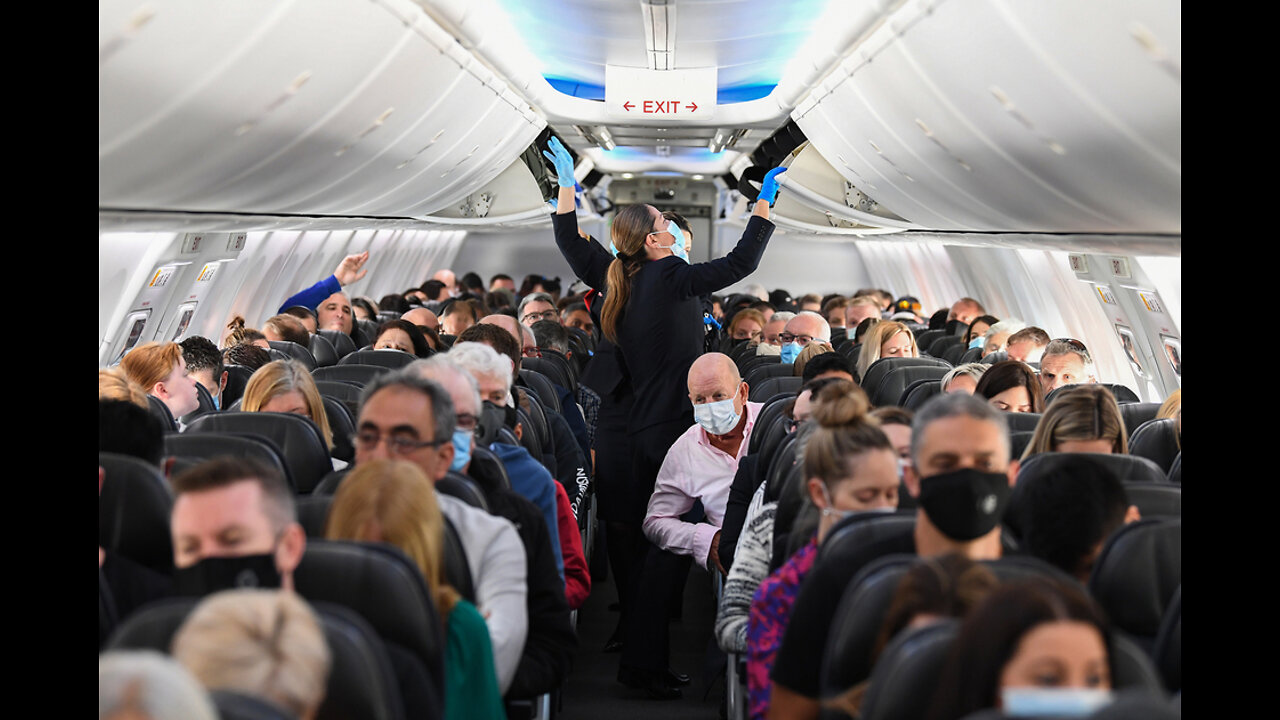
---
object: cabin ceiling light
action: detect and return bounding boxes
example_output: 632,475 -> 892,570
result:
641,0 -> 675,71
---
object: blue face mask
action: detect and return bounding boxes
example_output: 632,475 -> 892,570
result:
969,336 -> 986,349
665,223 -> 689,262
450,428 -> 473,472
693,396 -> 742,436
779,341 -> 802,364
608,240 -> 619,257
1001,688 -> 1112,717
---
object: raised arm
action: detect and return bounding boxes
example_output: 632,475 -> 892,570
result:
545,138 -> 614,290
277,250 -> 370,313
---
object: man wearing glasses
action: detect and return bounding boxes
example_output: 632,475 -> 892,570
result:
354,370 -> 530,694
777,311 -> 832,364
519,292 -> 560,327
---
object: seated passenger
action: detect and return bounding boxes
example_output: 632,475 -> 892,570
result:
403,307 -> 441,333
801,351 -> 856,384
180,337 -> 227,410
99,651 -> 217,720
823,554 -> 998,718
845,296 -> 882,330
778,311 -> 832,365
1011,455 -> 1139,583
262,314 -> 311,347
439,298 -> 479,337
1023,384 -> 1128,457
869,406 -> 913,465
769,393 -> 1016,720
99,367 -> 150,409
170,456 -> 307,595
172,589 -> 331,720
856,321 -> 919,380
276,251 -> 370,342
222,342 -> 271,372
282,305 -> 319,334
975,360 -> 1044,414
823,296 -> 850,331
241,360 -> 345,469
373,319 -> 434,357
223,316 -> 270,349
797,293 -> 823,313
964,315 -> 999,349
1157,388 -> 1181,421
746,381 -> 898,720
621,353 -> 762,697
939,362 -> 987,394
756,311 -> 794,356
379,293 -> 411,315
1039,338 -> 1099,394
928,578 -> 1114,720
519,292 -> 560,327
560,301 -> 596,337
491,273 -> 517,293
728,308 -> 767,346
120,341 -> 200,424
1005,326 -> 1050,364
947,297 -> 986,326
979,319 -> 1025,358
792,341 -> 834,378
325,460 -> 505,720
353,370 -> 528,694
352,296 -> 379,322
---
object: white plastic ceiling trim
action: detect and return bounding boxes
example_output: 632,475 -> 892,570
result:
790,0 -> 1180,234
99,0 -> 545,219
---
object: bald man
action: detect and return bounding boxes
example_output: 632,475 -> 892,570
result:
402,307 -> 439,334
619,352 -> 762,697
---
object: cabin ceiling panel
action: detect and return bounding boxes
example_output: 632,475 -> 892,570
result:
793,0 -> 1180,234
100,0 -> 544,219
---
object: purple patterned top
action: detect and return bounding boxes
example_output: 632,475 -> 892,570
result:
746,536 -> 819,720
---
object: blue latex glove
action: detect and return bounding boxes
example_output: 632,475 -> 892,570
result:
759,166 -> 787,205
542,137 -> 577,188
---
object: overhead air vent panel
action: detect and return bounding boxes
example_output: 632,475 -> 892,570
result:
99,0 -> 546,220
792,0 -> 1180,234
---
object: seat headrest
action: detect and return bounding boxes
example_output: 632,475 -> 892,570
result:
1018,452 -> 1167,486
98,452 -> 174,574
1128,419 -> 1181,473
339,349 -> 416,369
1089,519 -> 1181,638
186,412 -> 330,494
859,620 -> 959,720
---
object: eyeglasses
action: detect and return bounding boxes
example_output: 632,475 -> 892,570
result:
354,429 -> 447,455
778,333 -> 816,346
521,346 -> 543,358
522,310 -> 558,324
455,413 -> 479,431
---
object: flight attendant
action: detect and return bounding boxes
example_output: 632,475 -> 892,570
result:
544,137 -> 785,696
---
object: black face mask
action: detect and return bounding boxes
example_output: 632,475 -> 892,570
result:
173,554 -> 282,597
917,468 -> 1011,541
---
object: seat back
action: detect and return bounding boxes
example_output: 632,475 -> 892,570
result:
1116,402 -> 1161,435
1122,482 -> 1181,518
861,358 -> 952,405
315,380 -> 363,420
164,432 -> 295,491
1129,418 -> 1181,473
1152,585 -> 1181,692
871,365 -> 952,407
98,452 -> 174,574
181,381 -> 218,426
316,330 -> 357,359
468,446 -> 514,494
321,395 -> 356,463
748,392 -> 799,456
105,597 -> 407,720
745,362 -> 792,388
441,516 -> 476,604
438,472 -> 489,511
1002,411 -> 1042,434
222,365 -> 254,408
901,378 -> 942,411
519,369 -> 563,415
1018,452 -> 1168,486
313,364 -> 390,387
297,494 -> 333,538
1089,518 -> 1181,643
340,349 -> 417,369
268,340 -> 317,370
524,355 -> 575,394
187,412 -> 331,494
1166,452 -> 1181,484
146,394 -> 179,432
860,620 -> 959,720
309,333 -> 339,368
751,375 -> 803,402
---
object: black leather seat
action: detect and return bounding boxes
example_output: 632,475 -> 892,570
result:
748,392 -> 799,456
1089,518 -> 1181,648
745,361 -> 791,388
901,377 -> 942,411
519,369 -> 563,415
859,620 -> 959,720
861,357 -> 952,407
294,540 -> 445,719
309,333 -> 339,368
1153,585 -> 1181,692
268,340 -> 317,370
928,335 -> 963,359
164,432 -> 295,491
872,365 -> 952,407
751,375 -> 803,402
222,365 -> 255,408
340,349 -> 417,369
438,472 -> 489,511
1001,411 -> 1042,434
1117,402 -> 1161,435
316,330 -> 358,359
146,394 -> 179,432
467,446 -> 514,494
1166,452 -> 1180,484
313,363 -> 390,387
1128,419 -> 1181,473
914,329 -> 946,355
105,596 -> 408,720
321,395 -> 356,463
180,382 -> 218,426
525,355 -> 576,394
99,452 -> 174,574
186,412 -> 332,494
297,494 -> 333,538
1122,482 -> 1180,518
315,380 -> 363,420
1018,452 -> 1168,486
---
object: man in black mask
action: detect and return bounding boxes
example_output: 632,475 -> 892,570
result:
768,392 -> 1016,720
170,457 -> 306,595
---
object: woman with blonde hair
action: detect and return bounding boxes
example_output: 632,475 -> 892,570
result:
240,359 -> 336,457
792,341 -> 834,378
325,460 -> 504,720
856,320 -> 919,380
99,367 -> 150,409
1022,384 -> 1128,458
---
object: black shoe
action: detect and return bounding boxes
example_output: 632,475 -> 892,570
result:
617,666 -> 683,701
664,668 -> 691,687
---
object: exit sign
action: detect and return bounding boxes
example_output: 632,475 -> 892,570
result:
605,66 -> 716,119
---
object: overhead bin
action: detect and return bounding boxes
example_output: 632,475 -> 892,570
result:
792,0 -> 1181,234
99,0 -> 545,219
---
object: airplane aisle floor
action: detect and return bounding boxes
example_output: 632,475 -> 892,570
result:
558,560 -> 724,720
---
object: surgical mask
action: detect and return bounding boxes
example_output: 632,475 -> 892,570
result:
694,397 -> 741,436
450,428 -> 473,471
663,224 -> 689,263
1001,688 -> 1113,717
779,341 -> 802,364
756,343 -> 781,357
608,240 -> 620,257
173,554 -> 282,597
916,468 -> 1010,541
968,337 -> 986,349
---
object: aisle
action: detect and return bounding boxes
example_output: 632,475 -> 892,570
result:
558,558 -> 725,720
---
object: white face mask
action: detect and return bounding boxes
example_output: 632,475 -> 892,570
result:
818,484 -> 896,522
694,395 -> 741,436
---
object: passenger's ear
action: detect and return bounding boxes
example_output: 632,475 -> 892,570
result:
514,422 -> 524,442
1125,504 -> 1142,524
806,478 -> 828,509
276,523 -> 307,579
218,371 -> 228,393
151,381 -> 169,400
903,465 -> 921,498
1006,459 -> 1020,486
